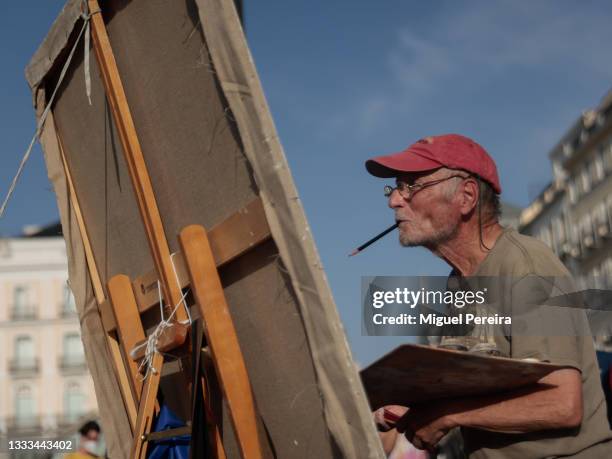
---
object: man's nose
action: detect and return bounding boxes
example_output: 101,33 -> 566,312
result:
388,189 -> 406,209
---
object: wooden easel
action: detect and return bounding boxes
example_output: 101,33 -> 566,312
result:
51,1 -> 267,457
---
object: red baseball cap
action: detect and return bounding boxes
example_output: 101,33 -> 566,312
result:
365,134 -> 501,194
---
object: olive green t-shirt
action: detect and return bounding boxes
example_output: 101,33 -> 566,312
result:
452,228 -> 612,459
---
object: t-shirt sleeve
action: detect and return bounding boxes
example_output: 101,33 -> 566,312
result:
507,274 -> 588,371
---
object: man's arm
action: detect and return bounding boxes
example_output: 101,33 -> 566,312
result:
445,368 -> 582,433
396,368 -> 582,451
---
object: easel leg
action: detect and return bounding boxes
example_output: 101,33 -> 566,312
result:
201,365 -> 228,459
130,351 -> 164,459
108,274 -> 146,401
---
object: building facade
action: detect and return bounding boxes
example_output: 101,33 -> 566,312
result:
0,225 -> 98,449
500,201 -> 523,230
520,89 -> 612,348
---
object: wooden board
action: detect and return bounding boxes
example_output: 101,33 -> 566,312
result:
360,344 -> 567,410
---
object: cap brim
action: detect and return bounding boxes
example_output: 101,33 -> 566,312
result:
365,152 -> 442,178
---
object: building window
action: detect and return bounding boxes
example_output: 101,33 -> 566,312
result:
11,286 -> 35,320
15,336 -> 35,366
604,139 -> 612,174
62,284 -> 77,317
9,336 -> 38,375
604,258 -> 612,289
593,203 -> 609,238
580,214 -> 594,249
568,218 -> 580,244
592,266 -> 603,289
552,160 -> 566,181
15,386 -> 36,426
63,382 -> 85,423
576,274 -> 587,290
589,155 -> 604,184
539,225 -> 553,249
548,223 -> 556,252
579,166 -> 591,195
594,202 -> 608,223
552,216 -> 566,246
62,333 -> 84,364
14,286 -> 26,309
568,179 -> 578,204
597,261 -> 608,289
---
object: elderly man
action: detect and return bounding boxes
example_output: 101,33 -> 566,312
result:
365,134 -> 612,458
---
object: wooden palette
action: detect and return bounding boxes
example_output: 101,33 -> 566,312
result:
361,344 -> 567,410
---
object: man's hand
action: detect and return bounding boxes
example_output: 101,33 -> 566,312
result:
373,405 -> 409,455
374,405 -> 409,431
396,403 -> 454,453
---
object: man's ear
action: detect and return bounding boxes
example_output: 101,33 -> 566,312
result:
459,178 -> 479,216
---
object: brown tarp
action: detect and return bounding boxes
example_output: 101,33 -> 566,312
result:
27,1 -> 383,457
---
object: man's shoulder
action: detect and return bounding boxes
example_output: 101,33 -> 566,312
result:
479,228 -> 571,278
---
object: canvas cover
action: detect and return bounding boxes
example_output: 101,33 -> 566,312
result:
26,1 -> 383,458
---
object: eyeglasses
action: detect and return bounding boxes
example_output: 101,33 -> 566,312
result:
384,174 -> 469,200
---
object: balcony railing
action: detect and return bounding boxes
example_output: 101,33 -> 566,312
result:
57,411 -> 86,427
58,355 -> 87,373
9,305 -> 38,321
5,415 -> 41,432
8,358 -> 40,377
5,412 -> 99,434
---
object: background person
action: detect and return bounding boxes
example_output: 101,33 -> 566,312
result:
64,420 -> 103,459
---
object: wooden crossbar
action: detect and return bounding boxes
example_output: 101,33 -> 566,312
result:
145,425 -> 191,442
98,197 -> 272,333
134,197 -> 271,313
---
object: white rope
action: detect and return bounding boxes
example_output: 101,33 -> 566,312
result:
83,4 -> 93,106
134,281 -> 191,380
171,252 -> 193,324
0,6 -> 99,220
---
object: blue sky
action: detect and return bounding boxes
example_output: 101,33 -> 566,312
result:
1,1 -> 612,365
